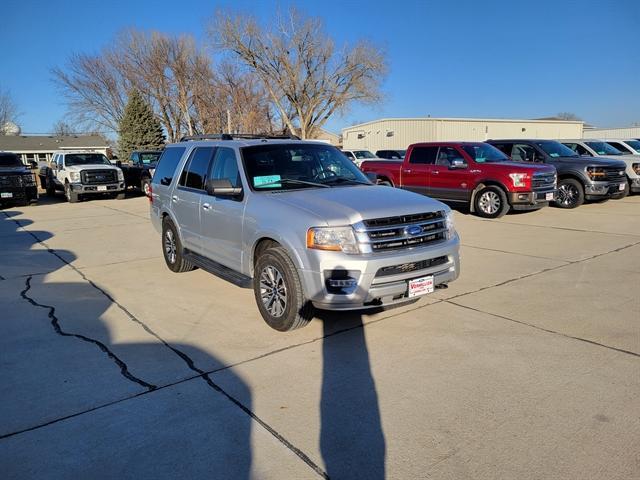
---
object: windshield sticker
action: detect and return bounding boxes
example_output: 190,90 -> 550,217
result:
254,175 -> 281,187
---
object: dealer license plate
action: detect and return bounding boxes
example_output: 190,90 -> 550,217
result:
545,192 -> 554,201
1,192 -> 13,198
408,275 -> 434,298
97,185 -> 107,192
619,183 -> 625,191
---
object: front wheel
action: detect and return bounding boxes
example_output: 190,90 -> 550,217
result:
554,178 -> 584,208
474,186 -> 509,218
64,182 -> 79,203
253,246 -> 314,332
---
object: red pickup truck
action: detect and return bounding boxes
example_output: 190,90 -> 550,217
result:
361,142 -> 557,218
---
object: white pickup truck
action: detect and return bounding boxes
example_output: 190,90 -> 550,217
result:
39,151 -> 126,203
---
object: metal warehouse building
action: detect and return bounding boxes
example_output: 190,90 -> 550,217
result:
582,126 -> 640,139
341,117 -> 583,152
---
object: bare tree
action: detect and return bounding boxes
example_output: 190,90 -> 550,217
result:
0,86 -> 20,134
52,120 -> 73,136
212,9 -> 386,139
556,112 -> 582,121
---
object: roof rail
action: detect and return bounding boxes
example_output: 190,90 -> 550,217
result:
179,133 -> 301,142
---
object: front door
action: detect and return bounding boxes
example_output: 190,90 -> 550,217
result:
200,147 -> 245,272
401,146 -> 438,196
429,146 -> 473,202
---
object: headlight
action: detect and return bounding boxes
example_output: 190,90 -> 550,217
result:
508,173 -> 530,188
306,226 -> 359,254
632,163 -> 640,175
586,166 -> 606,180
117,169 -> 124,181
445,210 -> 457,240
69,171 -> 81,182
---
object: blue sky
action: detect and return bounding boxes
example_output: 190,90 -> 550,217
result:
1,0 -> 638,135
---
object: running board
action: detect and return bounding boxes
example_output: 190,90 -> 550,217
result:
184,250 -> 253,289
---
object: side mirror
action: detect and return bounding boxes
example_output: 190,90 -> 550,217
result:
449,158 -> 468,169
206,178 -> 243,197
364,172 -> 377,183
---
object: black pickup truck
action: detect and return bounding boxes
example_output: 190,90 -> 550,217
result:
117,150 -> 162,195
0,152 -> 38,206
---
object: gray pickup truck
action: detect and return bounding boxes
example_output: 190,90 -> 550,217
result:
150,135 -> 460,331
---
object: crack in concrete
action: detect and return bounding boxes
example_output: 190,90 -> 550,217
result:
19,275 -> 157,391
2,212 -> 328,479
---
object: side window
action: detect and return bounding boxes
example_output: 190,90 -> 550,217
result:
57,156 -> 64,168
436,147 -> 465,166
343,151 -> 355,159
511,144 -> 537,162
130,152 -> 138,163
179,147 -> 214,190
607,142 -> 630,153
209,147 -> 241,188
573,144 -> 591,156
154,147 -> 186,186
490,143 -> 510,156
409,146 -> 438,164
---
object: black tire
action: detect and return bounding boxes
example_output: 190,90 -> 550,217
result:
554,178 -> 584,209
64,182 -> 79,203
473,186 -> 509,218
141,177 -> 151,196
161,218 -> 194,273
253,246 -> 314,332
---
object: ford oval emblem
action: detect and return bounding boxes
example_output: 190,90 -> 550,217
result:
406,226 -> 423,236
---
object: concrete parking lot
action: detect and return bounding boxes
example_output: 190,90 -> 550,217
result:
1,193 -> 639,479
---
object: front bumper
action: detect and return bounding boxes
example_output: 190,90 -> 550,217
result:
629,177 -> 640,193
0,185 -> 38,202
507,189 -> 556,211
584,181 -> 626,200
298,236 -> 460,310
70,182 -> 125,194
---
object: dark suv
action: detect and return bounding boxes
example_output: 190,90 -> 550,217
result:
487,140 -> 627,208
0,152 -> 38,206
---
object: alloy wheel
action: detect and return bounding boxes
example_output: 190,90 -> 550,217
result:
557,183 -> 578,207
259,265 -> 287,318
478,191 -> 500,215
164,229 -> 177,264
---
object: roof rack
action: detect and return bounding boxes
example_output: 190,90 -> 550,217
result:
179,133 -> 301,142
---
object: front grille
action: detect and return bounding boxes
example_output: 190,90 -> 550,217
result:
532,172 -> 555,190
604,167 -> 625,181
0,175 -> 22,187
356,211 -> 447,252
376,256 -> 449,277
81,170 -> 116,184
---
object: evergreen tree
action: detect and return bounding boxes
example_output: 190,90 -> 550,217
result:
118,90 -> 165,161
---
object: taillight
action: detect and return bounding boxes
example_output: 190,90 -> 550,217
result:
148,184 -> 153,203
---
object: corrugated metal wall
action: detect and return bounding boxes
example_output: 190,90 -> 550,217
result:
582,127 -> 640,139
342,118 -> 583,152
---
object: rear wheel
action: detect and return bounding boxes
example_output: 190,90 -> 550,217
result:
555,178 -> 584,208
474,186 -> 509,218
141,178 -> 151,196
254,246 -> 314,332
162,218 -> 194,273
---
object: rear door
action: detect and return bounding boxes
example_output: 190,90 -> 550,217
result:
171,147 -> 214,254
430,146 -> 473,202
200,147 -> 245,271
401,146 -> 438,195
151,146 -> 187,222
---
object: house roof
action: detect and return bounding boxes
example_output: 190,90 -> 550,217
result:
0,134 -> 109,152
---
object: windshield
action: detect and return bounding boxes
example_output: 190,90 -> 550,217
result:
0,153 -> 23,167
585,142 -> 622,156
462,144 -> 508,163
535,141 -> 578,158
65,154 -> 111,166
242,143 -> 371,191
353,150 -> 376,159
139,152 -> 162,164
623,140 -> 640,152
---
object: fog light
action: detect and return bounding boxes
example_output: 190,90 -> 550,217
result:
518,194 -> 528,200
325,270 -> 360,295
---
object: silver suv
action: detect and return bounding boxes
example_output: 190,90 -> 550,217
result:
150,135 -> 460,331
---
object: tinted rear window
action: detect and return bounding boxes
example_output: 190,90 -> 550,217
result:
409,146 -> 438,164
0,153 -> 22,167
153,147 -> 186,186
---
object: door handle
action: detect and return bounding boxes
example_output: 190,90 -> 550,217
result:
171,195 -> 178,203
432,170 -> 440,174
202,203 -> 211,211
402,169 -> 412,174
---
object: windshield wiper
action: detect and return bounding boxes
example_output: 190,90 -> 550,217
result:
256,178 -> 330,189
322,177 -> 372,185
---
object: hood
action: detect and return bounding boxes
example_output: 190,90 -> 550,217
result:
554,156 -> 625,168
270,185 -> 448,226
595,155 -> 637,167
67,164 -> 120,172
482,161 -> 555,173
0,165 -> 30,174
